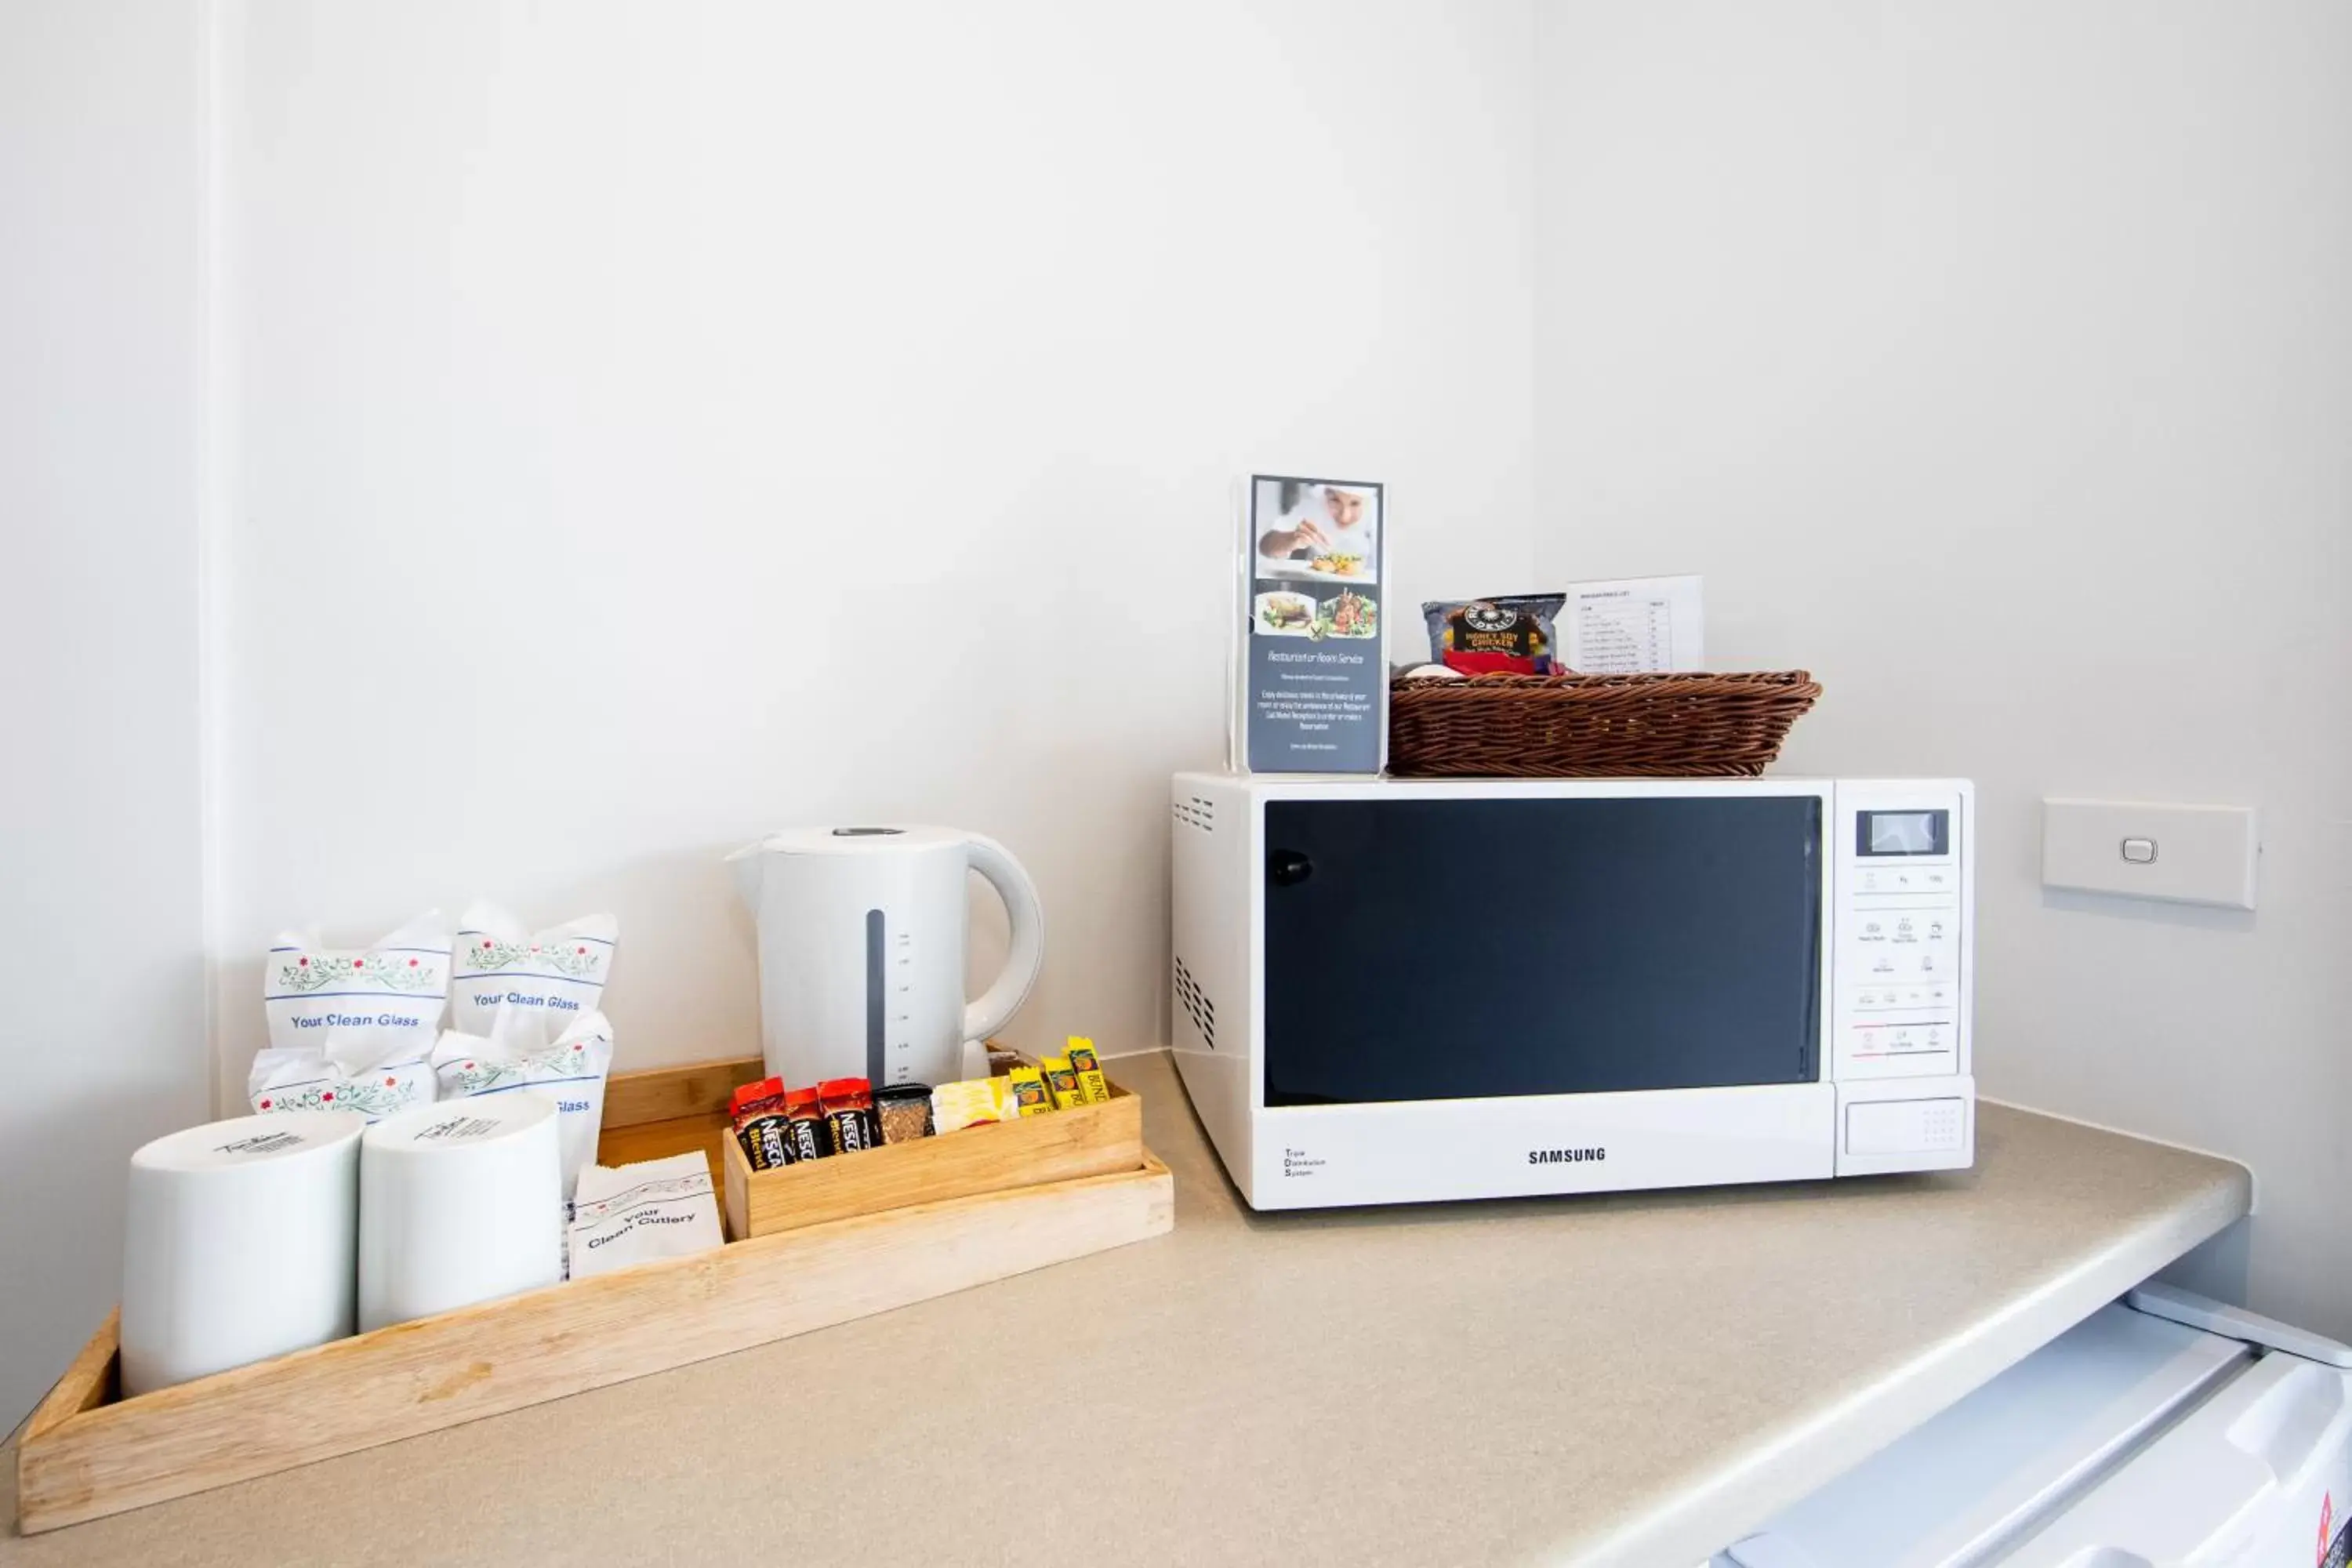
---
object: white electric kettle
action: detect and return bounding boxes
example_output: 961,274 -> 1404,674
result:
727,826 -> 1045,1090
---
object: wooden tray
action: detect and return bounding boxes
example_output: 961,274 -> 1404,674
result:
724,1072 -> 1144,1238
14,1056 -> 1172,1534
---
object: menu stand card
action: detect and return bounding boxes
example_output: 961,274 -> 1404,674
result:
1564,575 -> 1705,673
1232,474 -> 1386,774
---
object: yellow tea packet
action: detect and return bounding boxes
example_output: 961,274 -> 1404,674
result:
1066,1039 -> 1112,1105
1041,1055 -> 1086,1110
1003,1064 -> 1055,1117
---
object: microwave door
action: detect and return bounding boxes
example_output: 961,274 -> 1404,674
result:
1261,796 -> 1824,1107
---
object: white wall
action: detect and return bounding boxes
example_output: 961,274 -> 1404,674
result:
1536,2 -> 2352,1333
209,2 -> 1537,1094
0,2 -> 213,1425
14,0 -> 2339,1435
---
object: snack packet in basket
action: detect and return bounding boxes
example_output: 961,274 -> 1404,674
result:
1421,594 -> 1566,676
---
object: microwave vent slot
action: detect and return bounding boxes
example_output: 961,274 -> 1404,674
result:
1174,956 -> 1216,1049
1171,796 -> 1217,833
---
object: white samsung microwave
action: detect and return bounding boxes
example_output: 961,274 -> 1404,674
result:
1169,771 -> 1976,1209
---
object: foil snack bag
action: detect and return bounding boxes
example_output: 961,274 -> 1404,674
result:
1421,594 -> 1566,676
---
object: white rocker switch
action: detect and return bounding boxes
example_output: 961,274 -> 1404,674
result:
2042,799 -> 2259,909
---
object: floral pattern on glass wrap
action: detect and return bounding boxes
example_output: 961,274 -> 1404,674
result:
462,938 -> 606,978
445,1040 -> 601,1094
255,1075 -> 418,1118
275,951 -> 441,994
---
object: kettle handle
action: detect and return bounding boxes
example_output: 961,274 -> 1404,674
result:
963,833 -> 1044,1045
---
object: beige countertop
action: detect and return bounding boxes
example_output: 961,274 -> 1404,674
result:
4,1052 -> 2249,1567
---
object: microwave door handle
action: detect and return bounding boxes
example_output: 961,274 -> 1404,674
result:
1268,849 -> 1312,887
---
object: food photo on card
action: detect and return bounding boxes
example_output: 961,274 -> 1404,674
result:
1235,474 -> 1386,775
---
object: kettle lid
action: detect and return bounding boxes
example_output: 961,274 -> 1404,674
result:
734,825 -> 969,858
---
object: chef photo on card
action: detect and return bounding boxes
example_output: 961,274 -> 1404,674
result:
1235,475 -> 1386,774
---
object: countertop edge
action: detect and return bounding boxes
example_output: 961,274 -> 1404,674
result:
1567,1148 -> 2255,1567
0,1074 -> 2265,1568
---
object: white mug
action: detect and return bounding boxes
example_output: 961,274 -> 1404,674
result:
122,1110 -> 366,1396
359,1097 -> 562,1331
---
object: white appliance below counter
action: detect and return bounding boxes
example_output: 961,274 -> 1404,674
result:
1716,1284 -> 2352,1567
1170,772 -> 1975,1210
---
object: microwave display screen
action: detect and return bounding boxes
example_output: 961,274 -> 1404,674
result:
1859,809 -> 1949,857
1262,797 -> 1822,1106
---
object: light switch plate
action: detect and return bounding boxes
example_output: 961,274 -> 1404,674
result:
2041,798 -> 2259,909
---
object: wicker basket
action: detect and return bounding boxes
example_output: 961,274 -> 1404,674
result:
1388,670 -> 1822,778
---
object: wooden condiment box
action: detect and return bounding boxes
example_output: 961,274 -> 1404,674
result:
722,1071 -> 1144,1239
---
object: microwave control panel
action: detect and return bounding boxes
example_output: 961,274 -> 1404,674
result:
1833,785 -> 1969,1081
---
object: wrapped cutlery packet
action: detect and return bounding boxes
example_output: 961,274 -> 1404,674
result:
566,1152 -> 724,1278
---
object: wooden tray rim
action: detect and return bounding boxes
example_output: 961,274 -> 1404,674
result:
15,1051 -> 1171,1534
24,1149 -> 1170,1428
